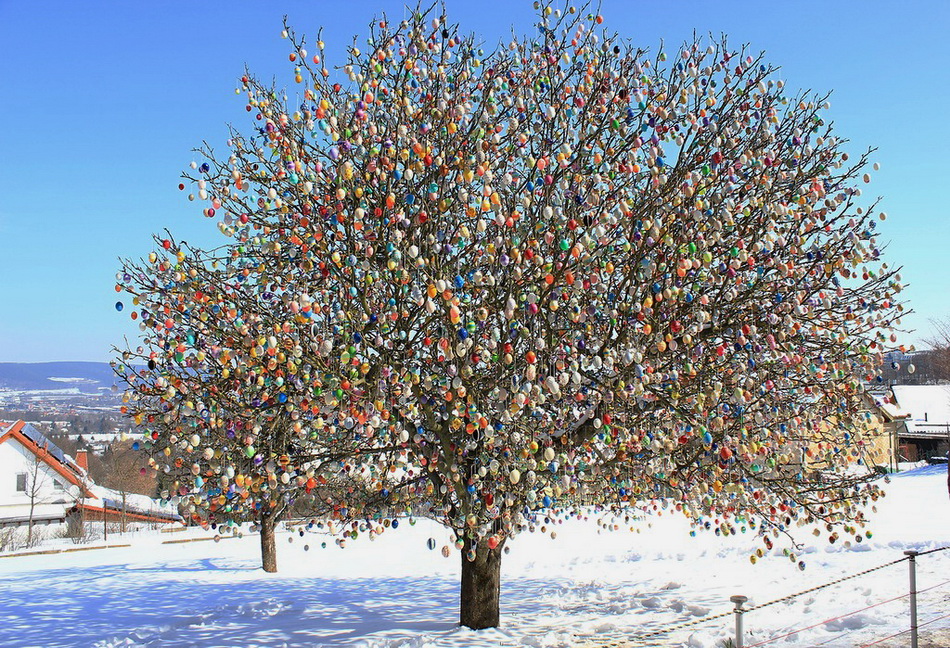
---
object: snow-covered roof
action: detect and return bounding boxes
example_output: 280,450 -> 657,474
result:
869,393 -> 909,421
86,484 -> 180,521
890,385 -> 950,439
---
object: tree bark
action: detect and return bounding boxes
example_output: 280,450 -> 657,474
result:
27,457 -> 41,547
27,499 -> 35,547
459,536 -> 504,629
260,510 -> 278,573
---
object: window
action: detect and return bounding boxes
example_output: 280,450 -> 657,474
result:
53,480 -> 65,491
15,473 -> 27,492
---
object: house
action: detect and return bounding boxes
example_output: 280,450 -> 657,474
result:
807,393 -> 907,475
885,386 -> 950,462
0,420 -> 91,531
0,420 -> 181,542
861,392 -> 910,472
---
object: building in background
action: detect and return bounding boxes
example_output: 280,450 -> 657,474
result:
0,420 -> 180,547
885,386 -> 950,463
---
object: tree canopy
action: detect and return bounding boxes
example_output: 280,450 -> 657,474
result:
114,1 -> 904,628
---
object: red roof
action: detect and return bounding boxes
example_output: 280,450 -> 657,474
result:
0,420 -> 95,498
74,502 -> 181,525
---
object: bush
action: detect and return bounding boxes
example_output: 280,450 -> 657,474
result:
0,527 -> 21,552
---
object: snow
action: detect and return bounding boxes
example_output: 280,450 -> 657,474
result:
891,385 -> 950,424
1,466 -> 948,648
86,483 -> 179,519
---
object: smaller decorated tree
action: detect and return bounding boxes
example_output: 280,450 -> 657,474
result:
114,236 -> 413,571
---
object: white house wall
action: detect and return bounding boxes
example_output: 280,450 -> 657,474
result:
0,437 -> 77,524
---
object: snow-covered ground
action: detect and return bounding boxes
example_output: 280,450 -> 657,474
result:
1,466 -> 948,648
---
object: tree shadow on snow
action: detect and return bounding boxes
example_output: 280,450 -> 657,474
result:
0,559 -> 660,647
0,570 -> 470,647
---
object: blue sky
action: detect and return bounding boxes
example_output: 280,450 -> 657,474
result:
0,1 -> 947,363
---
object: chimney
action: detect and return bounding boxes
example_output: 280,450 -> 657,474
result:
75,449 -> 88,471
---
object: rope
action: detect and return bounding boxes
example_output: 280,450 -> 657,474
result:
917,610 -> 950,630
752,577 -> 950,648
582,557 -> 909,646
578,557 -> 908,648
574,608 -> 736,648
578,547 -> 950,648
744,556 -> 908,613
857,611 -> 950,648
743,592 -> 909,648
858,627 -> 910,648
743,546 -> 949,617
916,577 -> 950,595
628,609 -> 736,642
754,578 -> 950,648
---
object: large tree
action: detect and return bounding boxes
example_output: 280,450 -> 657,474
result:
116,3 -> 904,629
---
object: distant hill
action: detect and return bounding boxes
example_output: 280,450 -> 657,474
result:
0,362 -> 119,393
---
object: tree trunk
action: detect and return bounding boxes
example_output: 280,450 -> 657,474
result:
260,510 -> 278,573
27,461 -> 40,547
27,499 -> 35,547
459,536 -> 504,629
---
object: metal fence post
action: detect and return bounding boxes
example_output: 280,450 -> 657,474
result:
904,550 -> 918,648
730,595 -> 748,648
